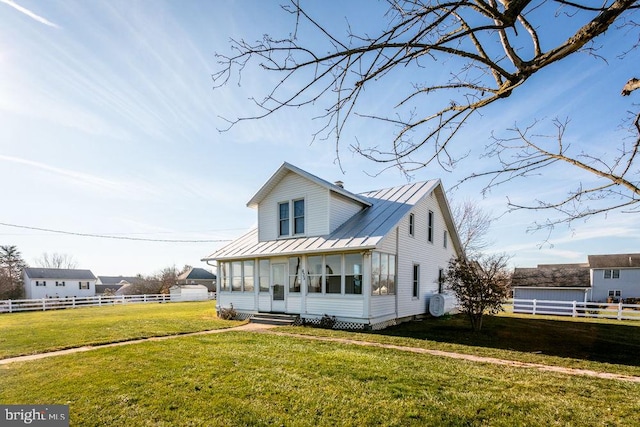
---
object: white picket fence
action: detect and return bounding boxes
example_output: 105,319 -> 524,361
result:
0,293 -> 217,314
505,298 -> 640,321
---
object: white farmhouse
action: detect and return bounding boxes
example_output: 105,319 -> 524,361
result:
23,268 -> 97,299
202,162 -> 462,330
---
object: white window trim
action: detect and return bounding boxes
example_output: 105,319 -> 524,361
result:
277,198 -> 306,238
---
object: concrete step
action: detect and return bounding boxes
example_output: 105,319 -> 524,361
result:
250,313 -> 298,326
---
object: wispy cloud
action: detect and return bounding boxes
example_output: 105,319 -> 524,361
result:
0,0 -> 60,28
0,154 -> 161,199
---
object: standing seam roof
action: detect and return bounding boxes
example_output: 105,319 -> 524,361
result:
203,180 -> 440,261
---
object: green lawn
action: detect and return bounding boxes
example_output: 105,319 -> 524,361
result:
2,307 -> 640,425
0,301 -> 242,358
2,332 -> 640,426
281,312 -> 640,377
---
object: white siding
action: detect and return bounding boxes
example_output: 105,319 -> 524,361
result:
394,193 -> 458,319
591,268 -> 640,302
370,296 -> 395,318
329,192 -> 365,233
513,288 -> 587,302
306,296 -> 364,318
23,277 -> 96,299
257,172 -> 329,241
218,292 -> 255,311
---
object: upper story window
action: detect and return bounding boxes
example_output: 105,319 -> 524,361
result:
293,199 -> 305,234
427,210 -> 434,243
443,230 -> 448,248
279,199 -> 305,237
408,213 -> 415,237
604,269 -> 620,279
279,202 -> 290,236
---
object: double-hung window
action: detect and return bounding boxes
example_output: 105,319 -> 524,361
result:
408,213 -> 415,237
604,269 -> 620,279
279,202 -> 290,237
412,264 -> 420,298
79,281 -> 90,290
278,199 -> 305,236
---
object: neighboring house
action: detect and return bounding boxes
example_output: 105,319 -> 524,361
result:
23,268 -> 97,299
202,162 -> 463,330
95,276 -> 141,295
512,253 -> 640,303
588,254 -> 640,302
176,267 -> 216,292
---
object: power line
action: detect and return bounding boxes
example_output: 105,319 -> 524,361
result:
0,222 -> 232,243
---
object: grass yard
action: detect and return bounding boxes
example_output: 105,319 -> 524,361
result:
0,301 -> 242,358
282,312 -> 640,377
1,331 -> 640,426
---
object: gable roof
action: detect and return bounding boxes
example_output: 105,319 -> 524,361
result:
246,162 -> 371,209
24,268 -> 96,280
203,179 -> 462,261
512,264 -> 591,288
588,253 -> 640,269
177,267 -> 216,281
97,276 -> 141,285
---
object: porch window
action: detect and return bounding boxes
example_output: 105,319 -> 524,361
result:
279,202 -> 290,237
220,263 -> 229,291
258,260 -> 270,292
307,255 -> 323,293
231,261 -> 242,291
289,257 -> 301,293
243,260 -> 254,292
345,253 -> 363,295
604,269 -> 620,279
371,252 -> 396,295
325,255 -> 342,294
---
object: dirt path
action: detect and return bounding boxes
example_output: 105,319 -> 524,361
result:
2,323 -> 640,383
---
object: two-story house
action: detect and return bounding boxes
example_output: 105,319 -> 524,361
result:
202,162 -> 462,330
588,254 -> 640,302
23,268 -> 97,299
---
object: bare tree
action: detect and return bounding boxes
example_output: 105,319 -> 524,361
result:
445,253 -> 511,331
452,200 -> 494,258
36,252 -> 78,269
213,0 -> 639,226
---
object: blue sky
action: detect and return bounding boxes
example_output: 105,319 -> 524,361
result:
0,0 -> 638,276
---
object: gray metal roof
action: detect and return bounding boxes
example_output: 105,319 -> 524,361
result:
246,162 -> 372,209
177,267 -> 216,281
203,179 -> 461,261
24,268 -> 96,280
588,253 -> 640,269
512,264 -> 591,288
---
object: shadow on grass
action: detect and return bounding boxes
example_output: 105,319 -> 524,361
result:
373,314 -> 640,367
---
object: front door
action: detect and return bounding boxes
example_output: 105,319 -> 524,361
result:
271,263 -> 286,313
